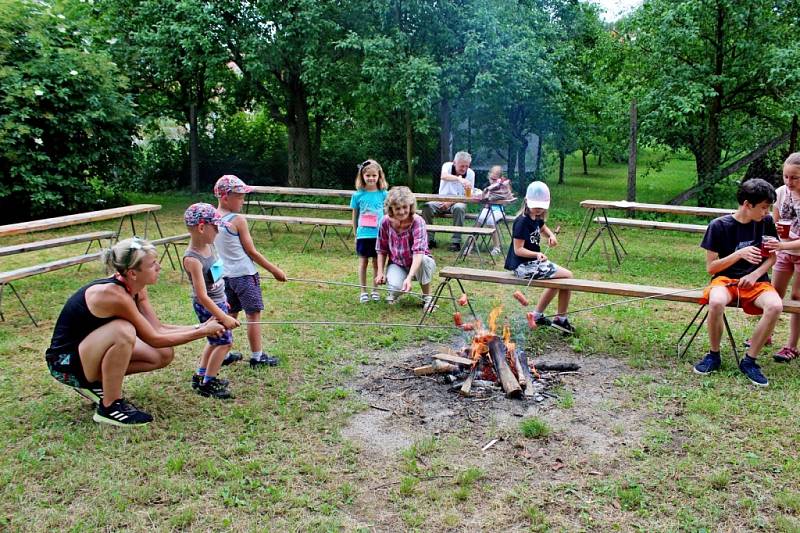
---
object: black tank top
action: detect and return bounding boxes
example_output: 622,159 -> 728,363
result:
46,278 -> 128,357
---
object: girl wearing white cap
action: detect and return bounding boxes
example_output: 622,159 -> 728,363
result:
504,181 -> 575,333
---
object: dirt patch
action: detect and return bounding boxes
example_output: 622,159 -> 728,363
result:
343,339 -> 658,460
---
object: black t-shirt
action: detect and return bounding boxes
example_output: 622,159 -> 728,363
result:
505,215 -> 545,271
700,214 -> 777,281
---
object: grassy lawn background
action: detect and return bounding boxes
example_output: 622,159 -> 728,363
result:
1,153 -> 799,531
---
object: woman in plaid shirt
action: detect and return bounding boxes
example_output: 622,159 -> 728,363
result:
375,186 -> 437,310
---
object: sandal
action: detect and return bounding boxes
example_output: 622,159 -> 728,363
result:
773,345 -> 799,363
359,293 -> 370,304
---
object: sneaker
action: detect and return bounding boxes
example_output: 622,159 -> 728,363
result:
221,351 -> 243,367
552,317 -> 576,335
192,374 -> 228,390
93,398 -> 153,427
774,345 -> 799,363
249,353 -> 279,368
534,314 -> 552,327
371,291 -> 381,301
739,357 -> 769,387
359,292 -> 370,304
490,247 -> 502,257
386,294 -> 397,305
196,377 -> 234,399
448,242 -> 461,252
693,352 -> 721,375
72,381 -> 103,405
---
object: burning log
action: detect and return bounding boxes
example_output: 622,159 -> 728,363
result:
460,366 -> 478,396
432,353 -> 473,366
487,338 -> 521,398
516,349 -> 537,397
533,361 -> 580,372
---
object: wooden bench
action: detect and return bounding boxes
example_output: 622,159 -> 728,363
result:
0,230 -> 116,258
243,214 -> 497,264
0,204 -> 163,239
593,217 -> 707,234
0,252 -> 104,326
424,266 -> 800,360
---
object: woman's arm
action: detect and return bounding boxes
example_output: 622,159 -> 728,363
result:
183,257 -> 240,330
88,284 -> 223,348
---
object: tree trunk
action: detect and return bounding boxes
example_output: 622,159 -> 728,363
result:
535,138 -> 543,179
189,102 -> 199,194
582,150 -> 588,175
404,110 -> 415,189
311,114 -> 324,187
507,141 -> 515,183
598,153 -> 602,166
696,3 -> 725,207
285,75 -> 313,188
436,98 -> 451,193
558,150 -> 566,184
627,98 -> 638,202
517,138 -> 528,188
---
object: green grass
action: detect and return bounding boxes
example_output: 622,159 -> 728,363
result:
1,151 -> 799,530
520,417 -> 551,439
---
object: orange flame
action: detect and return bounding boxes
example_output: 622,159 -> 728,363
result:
488,306 -> 503,335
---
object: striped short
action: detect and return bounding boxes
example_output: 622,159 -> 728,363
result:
192,299 -> 234,345
224,273 -> 264,314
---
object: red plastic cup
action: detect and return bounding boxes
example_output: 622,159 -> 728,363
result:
761,236 -> 777,257
777,220 -> 791,239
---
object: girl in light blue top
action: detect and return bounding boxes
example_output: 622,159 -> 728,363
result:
350,159 -> 388,303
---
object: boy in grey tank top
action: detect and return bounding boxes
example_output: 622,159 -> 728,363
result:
183,203 -> 241,399
213,175 -> 287,368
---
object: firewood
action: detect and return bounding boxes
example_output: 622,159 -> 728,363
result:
432,353 -> 473,366
414,361 -> 458,375
459,367 -> 478,396
516,350 -> 536,397
514,351 -> 527,387
532,361 -> 581,372
487,338 -> 521,398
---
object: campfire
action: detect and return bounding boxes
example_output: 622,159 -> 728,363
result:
414,304 -> 579,399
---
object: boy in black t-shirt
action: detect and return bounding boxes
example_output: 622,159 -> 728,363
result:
694,178 -> 781,386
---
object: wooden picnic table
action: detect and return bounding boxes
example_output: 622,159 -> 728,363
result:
0,204 -> 163,239
569,199 -> 735,272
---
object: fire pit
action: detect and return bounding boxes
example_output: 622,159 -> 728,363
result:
413,306 -> 580,400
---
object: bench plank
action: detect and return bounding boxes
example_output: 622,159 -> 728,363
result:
594,217 -> 707,233
0,204 -> 161,237
438,266 -> 800,313
250,201 -> 352,211
0,252 -> 103,284
0,231 -> 116,257
243,214 -> 496,236
581,200 -> 733,218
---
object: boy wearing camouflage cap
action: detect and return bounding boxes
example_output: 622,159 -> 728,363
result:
183,202 -> 240,399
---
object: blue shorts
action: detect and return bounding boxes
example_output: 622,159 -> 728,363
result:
45,351 -> 91,388
224,273 -> 264,314
356,238 -> 378,258
192,300 -> 234,346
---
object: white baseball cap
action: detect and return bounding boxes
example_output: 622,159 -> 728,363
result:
525,181 -> 550,209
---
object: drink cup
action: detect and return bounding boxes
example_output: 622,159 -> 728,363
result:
777,219 -> 791,239
464,185 -> 472,199
761,236 -> 778,258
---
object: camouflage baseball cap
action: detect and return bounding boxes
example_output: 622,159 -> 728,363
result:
213,174 -> 252,197
184,203 -> 224,227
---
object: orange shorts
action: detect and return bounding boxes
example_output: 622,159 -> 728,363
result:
699,276 -> 777,316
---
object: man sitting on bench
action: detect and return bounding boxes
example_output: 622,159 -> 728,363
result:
694,178 -> 782,387
422,151 -> 475,252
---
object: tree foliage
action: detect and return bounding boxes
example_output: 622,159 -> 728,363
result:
0,0 -> 134,222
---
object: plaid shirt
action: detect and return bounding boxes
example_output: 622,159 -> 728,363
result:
376,215 -> 430,268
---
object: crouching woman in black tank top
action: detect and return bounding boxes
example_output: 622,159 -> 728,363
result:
45,237 -> 226,427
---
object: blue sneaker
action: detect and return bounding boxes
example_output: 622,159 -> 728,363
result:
738,357 -> 769,387
693,352 -> 721,375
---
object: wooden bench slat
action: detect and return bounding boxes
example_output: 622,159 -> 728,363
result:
581,200 -> 733,217
250,201 -> 351,211
0,231 -> 116,257
438,266 -> 800,313
0,204 -> 161,237
243,214 -> 496,235
0,252 -> 103,284
150,233 -> 190,246
594,217 -> 707,233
